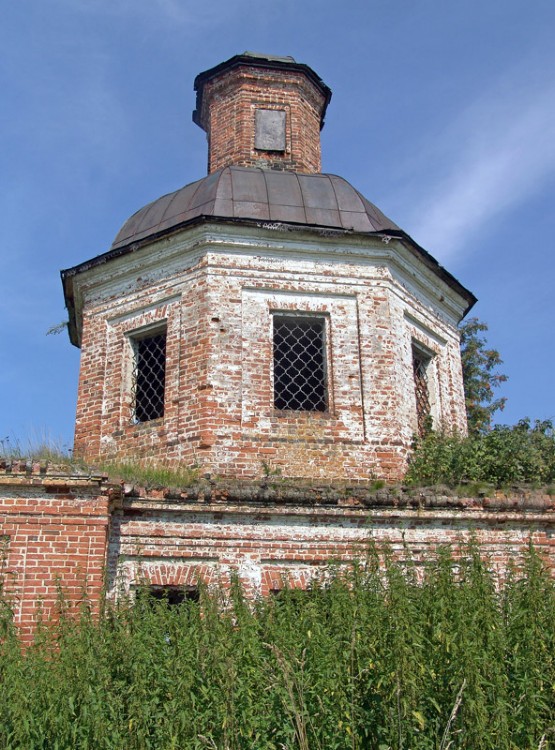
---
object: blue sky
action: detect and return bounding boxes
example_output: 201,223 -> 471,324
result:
1,0 -> 554,451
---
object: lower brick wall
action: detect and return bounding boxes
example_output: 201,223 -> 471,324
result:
0,465 -> 111,641
107,482 -> 555,599
2,468 -> 554,639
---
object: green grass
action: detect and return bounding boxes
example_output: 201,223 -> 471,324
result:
95,460 -> 200,490
0,433 -> 200,488
0,432 -> 73,465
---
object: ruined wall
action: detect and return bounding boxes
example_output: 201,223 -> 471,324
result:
107,480 -> 555,599
0,465 -> 110,640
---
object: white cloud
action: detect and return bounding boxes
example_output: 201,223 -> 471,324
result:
404,67 -> 555,262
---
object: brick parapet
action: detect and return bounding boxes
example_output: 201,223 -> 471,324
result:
0,458 -> 98,477
118,478 -> 555,514
106,480 -> 555,600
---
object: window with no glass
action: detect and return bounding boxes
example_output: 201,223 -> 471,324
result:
273,315 -> 327,411
412,344 -> 432,437
130,328 -> 167,423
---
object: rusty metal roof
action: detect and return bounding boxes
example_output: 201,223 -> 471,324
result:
62,167 -> 477,347
111,166 -> 401,250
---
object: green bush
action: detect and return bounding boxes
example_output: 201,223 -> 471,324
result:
406,419 -> 555,487
1,546 -> 555,749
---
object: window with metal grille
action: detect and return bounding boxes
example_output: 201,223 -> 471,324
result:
412,345 -> 431,437
131,329 -> 167,423
273,315 -> 327,411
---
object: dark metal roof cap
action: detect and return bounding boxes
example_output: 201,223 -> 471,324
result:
242,51 -> 296,63
110,166 -> 401,250
193,52 -> 332,130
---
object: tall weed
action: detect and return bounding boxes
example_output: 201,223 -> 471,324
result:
1,546 -> 555,749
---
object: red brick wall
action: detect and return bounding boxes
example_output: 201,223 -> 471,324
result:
0,466 -> 110,641
71,228 -> 468,481
106,483 -> 555,600
196,64 -> 326,174
3,471 -> 554,635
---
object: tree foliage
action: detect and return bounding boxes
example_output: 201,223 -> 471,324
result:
459,317 -> 508,434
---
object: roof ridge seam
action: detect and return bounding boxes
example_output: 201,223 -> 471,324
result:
228,165 -> 235,206
293,171 -> 308,224
327,174 -> 343,225
189,169 -> 219,211
261,167 -> 271,211
161,181 -> 194,223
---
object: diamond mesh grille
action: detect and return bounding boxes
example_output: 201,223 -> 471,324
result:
412,348 -> 431,437
132,332 -> 166,422
273,316 -> 327,411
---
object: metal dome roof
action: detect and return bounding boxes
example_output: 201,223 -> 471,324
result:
62,166 -> 477,347
111,166 -> 401,250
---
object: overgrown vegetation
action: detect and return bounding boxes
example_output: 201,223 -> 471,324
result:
0,434 -> 200,488
1,545 -> 555,749
408,318 -> 555,489
407,418 -> 555,488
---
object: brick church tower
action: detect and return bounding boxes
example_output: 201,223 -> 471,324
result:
62,52 -> 475,481
9,54 -> 554,630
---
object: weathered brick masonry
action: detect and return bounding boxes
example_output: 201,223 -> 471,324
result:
63,52 -> 475,481
68,224 -> 471,480
193,54 -> 330,174
0,464 -> 110,640
22,51 -> 540,614
2,464 -> 554,627
106,482 -> 555,600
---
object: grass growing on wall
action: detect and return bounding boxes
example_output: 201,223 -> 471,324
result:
0,433 -> 73,465
1,545 -> 555,749
94,460 -> 201,490
0,432 -> 200,489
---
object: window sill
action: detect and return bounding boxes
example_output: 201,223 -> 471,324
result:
272,409 -> 335,420
129,417 -> 165,430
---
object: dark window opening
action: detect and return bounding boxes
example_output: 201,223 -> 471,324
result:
412,346 -> 431,437
131,330 -> 166,423
149,585 -> 199,606
273,316 -> 327,411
